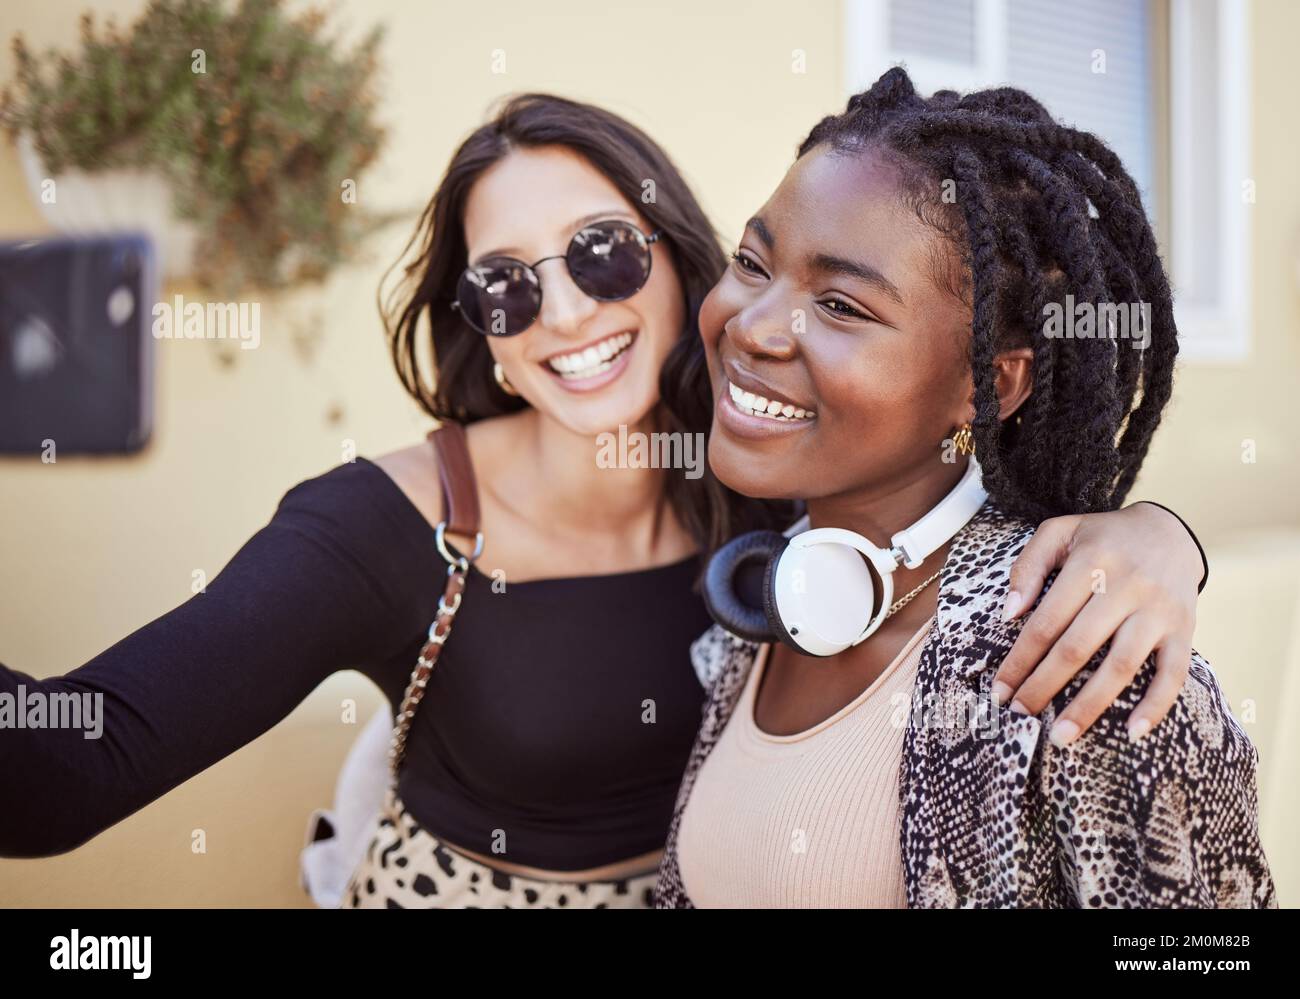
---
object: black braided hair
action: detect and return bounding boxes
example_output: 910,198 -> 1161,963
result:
798,67 -> 1178,521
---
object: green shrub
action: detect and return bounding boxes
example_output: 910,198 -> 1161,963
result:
2,0 -> 393,295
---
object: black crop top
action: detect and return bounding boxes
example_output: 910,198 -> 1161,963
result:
0,458 -> 713,869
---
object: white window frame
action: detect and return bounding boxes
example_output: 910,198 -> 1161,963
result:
1167,0 -> 1252,361
844,0 -> 1008,96
841,0 -> 1253,363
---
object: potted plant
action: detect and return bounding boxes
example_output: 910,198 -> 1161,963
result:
1,0 -> 392,296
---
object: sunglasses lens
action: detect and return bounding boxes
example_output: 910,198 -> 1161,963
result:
566,221 -> 653,301
456,259 -> 541,336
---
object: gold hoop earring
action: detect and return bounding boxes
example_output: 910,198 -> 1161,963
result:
493,362 -> 520,397
952,423 -> 975,456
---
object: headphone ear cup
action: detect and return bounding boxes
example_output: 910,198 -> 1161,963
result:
762,548 -> 807,654
703,531 -> 787,643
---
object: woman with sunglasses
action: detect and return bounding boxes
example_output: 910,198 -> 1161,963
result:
655,69 -> 1273,908
0,93 -> 1210,908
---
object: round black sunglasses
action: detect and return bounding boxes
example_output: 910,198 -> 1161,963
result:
452,219 -> 663,337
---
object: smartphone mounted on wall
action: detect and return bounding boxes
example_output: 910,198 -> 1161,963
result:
0,233 -> 155,455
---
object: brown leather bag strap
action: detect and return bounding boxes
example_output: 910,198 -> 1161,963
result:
427,422 -> 480,539
388,422 -> 483,784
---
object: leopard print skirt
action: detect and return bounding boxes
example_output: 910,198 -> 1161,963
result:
340,787 -> 659,909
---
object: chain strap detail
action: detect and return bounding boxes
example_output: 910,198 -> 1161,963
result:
388,539 -> 472,783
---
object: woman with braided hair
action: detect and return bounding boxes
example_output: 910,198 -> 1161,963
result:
656,67 -> 1275,908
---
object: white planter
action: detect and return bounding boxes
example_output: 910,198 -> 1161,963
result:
17,132 -> 199,281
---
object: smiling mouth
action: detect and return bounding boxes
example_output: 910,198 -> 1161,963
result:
726,379 -> 816,422
543,331 -> 637,380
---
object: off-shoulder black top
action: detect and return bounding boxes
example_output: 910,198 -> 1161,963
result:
0,457 -> 712,869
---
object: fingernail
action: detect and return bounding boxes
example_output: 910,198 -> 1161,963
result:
1001,591 -> 1023,622
1049,719 -> 1079,748
1128,718 -> 1152,742
991,681 -> 1013,706
1009,699 -> 1029,715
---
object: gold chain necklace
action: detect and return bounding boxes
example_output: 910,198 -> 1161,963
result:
885,566 -> 942,619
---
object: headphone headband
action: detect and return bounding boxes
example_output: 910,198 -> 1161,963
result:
889,460 -> 987,569
704,459 -> 988,657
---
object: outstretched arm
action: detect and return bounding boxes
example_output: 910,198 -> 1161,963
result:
0,460 -> 435,857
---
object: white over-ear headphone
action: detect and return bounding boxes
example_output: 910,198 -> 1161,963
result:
703,460 -> 988,657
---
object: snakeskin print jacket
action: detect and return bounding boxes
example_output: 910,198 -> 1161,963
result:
655,503 -> 1277,908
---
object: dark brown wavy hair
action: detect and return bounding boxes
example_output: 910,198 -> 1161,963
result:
381,92 -> 794,552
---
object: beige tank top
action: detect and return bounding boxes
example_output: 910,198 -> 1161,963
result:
676,616 -> 933,908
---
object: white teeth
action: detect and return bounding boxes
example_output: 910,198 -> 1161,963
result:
545,331 -> 635,379
727,380 -> 815,422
